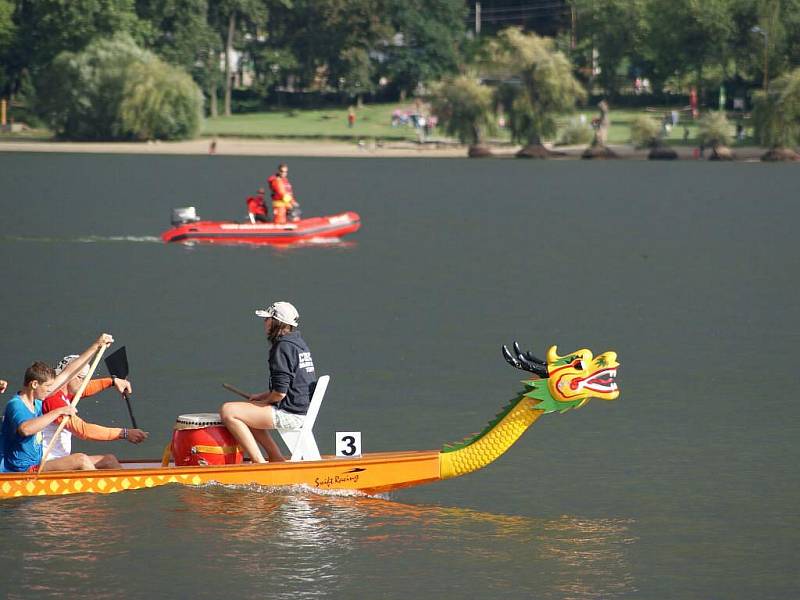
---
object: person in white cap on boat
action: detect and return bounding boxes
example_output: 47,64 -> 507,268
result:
220,301 -> 316,462
40,355 -> 148,469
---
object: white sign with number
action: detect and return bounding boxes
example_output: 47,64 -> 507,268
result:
336,431 -> 362,457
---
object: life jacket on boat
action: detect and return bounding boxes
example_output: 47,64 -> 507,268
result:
268,174 -> 294,204
246,193 -> 268,216
268,174 -> 295,224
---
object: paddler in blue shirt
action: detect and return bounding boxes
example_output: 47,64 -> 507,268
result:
220,301 -> 316,462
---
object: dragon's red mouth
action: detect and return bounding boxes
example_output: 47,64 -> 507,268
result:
584,368 -> 618,393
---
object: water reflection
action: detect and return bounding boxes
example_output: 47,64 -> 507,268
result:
165,484 -> 638,599
0,485 -> 638,600
0,495 -> 127,599
537,516 -> 638,599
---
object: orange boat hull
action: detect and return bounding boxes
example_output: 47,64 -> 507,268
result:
0,450 -> 441,500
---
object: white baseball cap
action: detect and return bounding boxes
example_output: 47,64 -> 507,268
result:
56,355 -> 90,378
255,301 -> 299,326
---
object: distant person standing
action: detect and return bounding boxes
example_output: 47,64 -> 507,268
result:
347,107 -> 356,128
690,87 -> 699,119
267,163 -> 300,224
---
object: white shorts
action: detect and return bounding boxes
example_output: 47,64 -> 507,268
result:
271,406 -> 305,430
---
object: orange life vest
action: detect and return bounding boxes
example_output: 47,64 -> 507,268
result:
268,174 -> 293,205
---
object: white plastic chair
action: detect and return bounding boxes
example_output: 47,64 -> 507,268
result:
278,375 -> 329,461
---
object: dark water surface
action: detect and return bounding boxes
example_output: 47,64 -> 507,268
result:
0,153 -> 798,599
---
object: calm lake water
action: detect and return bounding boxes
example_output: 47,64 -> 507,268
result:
0,153 -> 798,599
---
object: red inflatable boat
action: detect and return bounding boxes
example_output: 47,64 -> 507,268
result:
161,207 -> 361,245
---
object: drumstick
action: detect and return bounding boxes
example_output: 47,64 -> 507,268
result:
222,383 -> 251,400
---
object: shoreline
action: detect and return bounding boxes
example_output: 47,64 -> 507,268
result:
0,136 -> 773,160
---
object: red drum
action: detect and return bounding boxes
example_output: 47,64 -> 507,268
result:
171,413 -> 243,466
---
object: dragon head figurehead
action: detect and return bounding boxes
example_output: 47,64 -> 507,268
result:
438,341 -> 621,478
502,342 -> 620,413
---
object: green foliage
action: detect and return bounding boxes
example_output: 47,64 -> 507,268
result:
269,0 -> 391,96
629,115 -> 661,148
337,46 -> 373,97
380,0 -> 467,96
13,0 -> 144,76
484,28 -> 586,146
570,0 -> 649,96
643,0 -> 737,90
119,59 -> 203,139
36,34 -> 201,140
0,0 -> 13,49
249,48 -> 298,97
135,0 -> 215,76
0,0 -> 15,94
753,67 -> 800,147
559,119 -> 593,145
697,111 -> 733,147
429,76 -> 495,145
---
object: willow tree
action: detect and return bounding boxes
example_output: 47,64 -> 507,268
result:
629,115 -> 677,160
37,34 -> 202,140
429,75 -> 496,157
697,111 -> 734,160
484,28 -> 586,158
753,67 -> 800,161
120,59 -> 204,140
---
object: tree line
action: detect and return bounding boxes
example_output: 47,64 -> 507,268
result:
569,0 -> 800,102
0,0 -> 797,145
0,0 -> 466,135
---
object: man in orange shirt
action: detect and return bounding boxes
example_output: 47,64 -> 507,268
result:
41,354 -> 149,469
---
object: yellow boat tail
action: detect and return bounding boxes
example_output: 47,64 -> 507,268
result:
0,343 -> 619,501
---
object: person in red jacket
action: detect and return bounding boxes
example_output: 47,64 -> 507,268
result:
267,163 -> 301,224
246,188 -> 269,223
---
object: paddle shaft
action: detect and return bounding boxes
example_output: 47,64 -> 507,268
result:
222,383 -> 251,400
39,343 -> 110,470
105,346 -> 139,429
122,392 -> 138,428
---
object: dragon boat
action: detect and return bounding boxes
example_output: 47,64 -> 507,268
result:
0,344 -> 619,501
160,206 -> 361,245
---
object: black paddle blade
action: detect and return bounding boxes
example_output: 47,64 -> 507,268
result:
105,346 -> 130,379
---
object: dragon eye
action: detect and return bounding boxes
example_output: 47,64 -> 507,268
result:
572,359 -> 584,370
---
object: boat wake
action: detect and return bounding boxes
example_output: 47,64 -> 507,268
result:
1,235 -> 162,244
199,480 -> 389,500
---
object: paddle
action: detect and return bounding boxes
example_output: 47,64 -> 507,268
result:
222,383 -> 251,400
39,342 -> 109,470
105,346 -> 138,428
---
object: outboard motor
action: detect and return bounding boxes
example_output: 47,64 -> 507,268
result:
171,206 -> 201,227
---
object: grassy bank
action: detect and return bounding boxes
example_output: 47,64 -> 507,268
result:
203,103 -> 422,142
203,103 -> 757,147
2,102 -> 758,147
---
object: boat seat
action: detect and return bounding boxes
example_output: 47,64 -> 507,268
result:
277,374 -> 329,461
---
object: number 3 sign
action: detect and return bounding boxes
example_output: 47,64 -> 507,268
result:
336,432 -> 362,457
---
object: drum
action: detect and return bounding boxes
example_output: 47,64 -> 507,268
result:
171,413 -> 243,466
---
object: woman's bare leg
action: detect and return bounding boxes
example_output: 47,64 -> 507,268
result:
252,429 -> 286,462
219,401 -> 280,463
